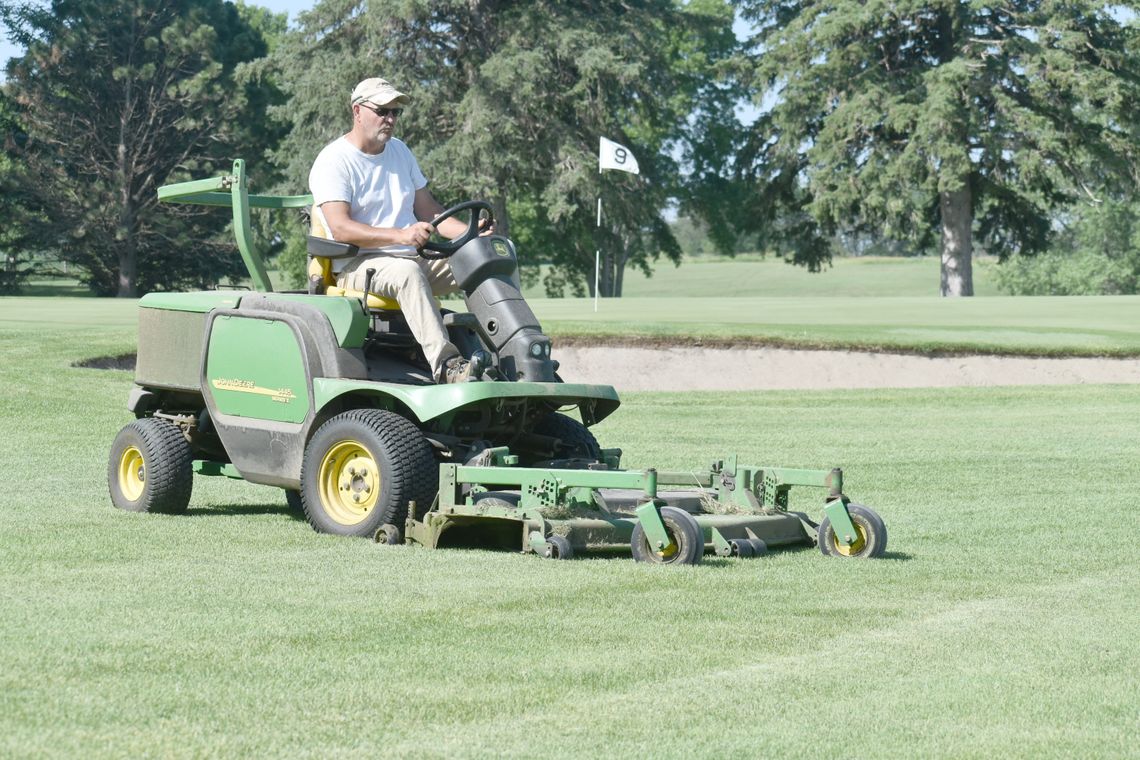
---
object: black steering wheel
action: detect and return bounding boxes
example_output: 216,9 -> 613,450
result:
420,200 -> 495,259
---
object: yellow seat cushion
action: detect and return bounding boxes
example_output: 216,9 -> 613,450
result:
325,285 -> 403,311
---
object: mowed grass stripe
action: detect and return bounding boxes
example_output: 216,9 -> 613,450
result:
1,297 -> 1136,756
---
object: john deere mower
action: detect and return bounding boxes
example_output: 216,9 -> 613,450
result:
107,160 -> 888,563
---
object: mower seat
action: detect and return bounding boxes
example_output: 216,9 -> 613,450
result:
307,205 -> 415,312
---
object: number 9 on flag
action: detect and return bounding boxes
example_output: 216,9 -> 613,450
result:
599,136 -> 640,175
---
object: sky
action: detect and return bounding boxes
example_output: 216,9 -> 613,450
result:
0,0 -> 317,72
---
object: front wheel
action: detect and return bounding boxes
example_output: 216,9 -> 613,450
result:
300,409 -> 437,537
529,412 -> 602,461
818,503 -> 887,559
107,418 -> 193,514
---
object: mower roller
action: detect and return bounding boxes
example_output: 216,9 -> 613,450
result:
107,160 -> 888,564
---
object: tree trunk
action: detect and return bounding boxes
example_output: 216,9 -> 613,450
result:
939,185 -> 974,297
492,186 -> 510,241
116,68 -> 136,298
613,234 -> 631,297
599,249 -> 615,297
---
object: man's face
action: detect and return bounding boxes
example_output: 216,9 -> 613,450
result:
355,101 -> 402,147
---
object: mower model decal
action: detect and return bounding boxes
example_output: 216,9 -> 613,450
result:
211,378 -> 298,404
205,316 -> 310,423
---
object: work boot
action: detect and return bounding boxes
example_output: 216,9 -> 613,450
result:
442,355 -> 475,384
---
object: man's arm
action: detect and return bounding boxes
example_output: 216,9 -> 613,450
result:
412,188 -> 468,238
320,201 -> 434,249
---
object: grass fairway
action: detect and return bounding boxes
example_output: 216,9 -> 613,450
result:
533,294 -> 1140,356
612,253 -> 1004,298
0,299 -> 1137,758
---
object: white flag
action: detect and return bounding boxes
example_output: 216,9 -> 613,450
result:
599,137 -> 640,174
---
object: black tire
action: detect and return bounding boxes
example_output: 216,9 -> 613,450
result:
373,523 -> 402,545
531,412 -> 602,460
543,535 -> 574,560
108,418 -> 193,514
729,538 -> 754,558
630,506 -> 703,565
300,409 -> 437,537
818,503 -> 887,559
746,538 -> 769,556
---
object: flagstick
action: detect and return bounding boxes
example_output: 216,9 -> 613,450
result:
595,194 -> 602,313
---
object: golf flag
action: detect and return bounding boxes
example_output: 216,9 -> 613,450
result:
598,137 -> 640,174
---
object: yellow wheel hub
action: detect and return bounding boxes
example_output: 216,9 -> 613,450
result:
317,440 -> 381,526
118,446 -> 146,502
833,522 -> 867,557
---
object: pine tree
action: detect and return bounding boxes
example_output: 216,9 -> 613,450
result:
264,0 -> 736,296
0,0 -> 284,296
735,1 -> 1140,295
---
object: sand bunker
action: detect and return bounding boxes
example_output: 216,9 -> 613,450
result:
554,345 -> 1140,392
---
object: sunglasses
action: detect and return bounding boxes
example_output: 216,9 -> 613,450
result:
360,103 -> 403,119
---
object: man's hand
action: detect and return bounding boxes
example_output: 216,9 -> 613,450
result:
400,221 -> 436,249
478,215 -> 495,236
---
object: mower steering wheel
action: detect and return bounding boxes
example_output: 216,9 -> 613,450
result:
420,200 -> 495,260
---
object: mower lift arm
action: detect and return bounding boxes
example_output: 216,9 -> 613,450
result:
157,159 -> 313,294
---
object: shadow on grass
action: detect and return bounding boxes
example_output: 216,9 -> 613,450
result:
880,551 -> 914,561
185,504 -> 306,522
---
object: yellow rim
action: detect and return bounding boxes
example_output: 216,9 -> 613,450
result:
653,523 -> 680,561
317,439 -> 381,526
832,521 -> 867,557
118,445 -> 146,502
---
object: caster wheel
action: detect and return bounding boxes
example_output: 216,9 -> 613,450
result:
631,507 -> 703,565
729,538 -> 754,558
373,523 -> 402,545
746,538 -> 768,556
543,535 -> 574,559
818,503 -> 887,558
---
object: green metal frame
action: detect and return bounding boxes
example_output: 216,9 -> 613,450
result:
158,159 -> 313,293
403,454 -> 859,556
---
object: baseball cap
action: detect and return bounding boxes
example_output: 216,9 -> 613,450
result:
350,77 -> 410,108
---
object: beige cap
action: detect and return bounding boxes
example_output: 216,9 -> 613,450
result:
350,77 -> 410,108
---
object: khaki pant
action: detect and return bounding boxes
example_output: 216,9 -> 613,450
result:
339,254 -> 460,380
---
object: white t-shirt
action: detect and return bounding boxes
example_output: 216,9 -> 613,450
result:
308,136 -> 428,260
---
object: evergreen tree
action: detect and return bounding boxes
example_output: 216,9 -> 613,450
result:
263,0 -> 736,296
0,0 -> 285,296
735,1 -> 1140,295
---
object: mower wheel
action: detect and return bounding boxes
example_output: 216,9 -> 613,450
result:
531,413 -> 602,461
543,535 -> 574,560
107,418 -> 193,514
746,538 -> 769,556
729,538 -> 754,558
630,506 -> 703,565
818,503 -> 887,559
301,409 -> 437,538
373,523 -> 402,546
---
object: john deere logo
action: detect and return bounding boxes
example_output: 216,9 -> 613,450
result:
492,240 -> 511,257
213,378 -> 296,404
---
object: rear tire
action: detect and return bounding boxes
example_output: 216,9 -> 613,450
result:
301,409 -> 437,537
108,418 -> 193,514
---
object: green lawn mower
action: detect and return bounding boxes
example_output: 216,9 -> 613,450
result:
108,160 -> 888,564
